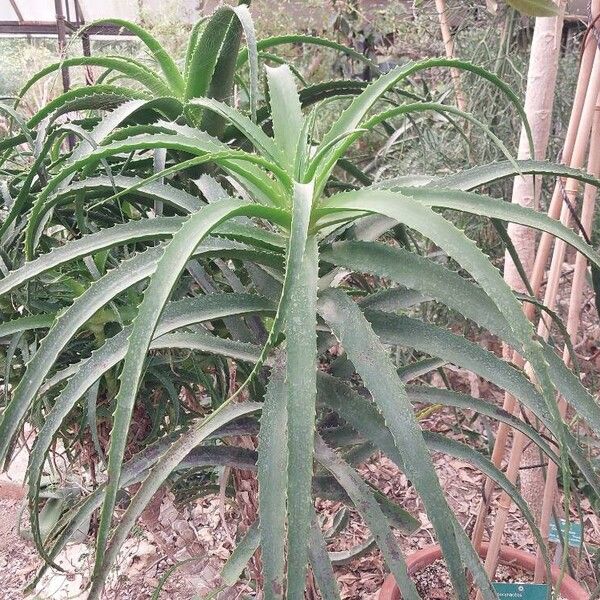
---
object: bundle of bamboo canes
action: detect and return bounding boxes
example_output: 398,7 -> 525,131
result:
466,0 -> 600,592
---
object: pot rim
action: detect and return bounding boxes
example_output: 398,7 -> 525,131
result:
378,542 -> 588,600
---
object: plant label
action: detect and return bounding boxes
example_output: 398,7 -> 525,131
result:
492,583 -> 549,599
548,518 -> 583,547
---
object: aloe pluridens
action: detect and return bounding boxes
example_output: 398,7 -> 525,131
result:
1,2 -> 599,599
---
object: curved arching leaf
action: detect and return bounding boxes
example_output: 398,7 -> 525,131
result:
91,198 -> 275,588
315,437 -> 420,600
0,314 -> 55,338
322,240 -> 600,450
321,58 -> 533,163
308,517 -> 342,600
401,187 -> 600,267
0,218 -> 182,295
237,35 -> 380,73
26,86 -> 152,129
318,288 -> 474,599
313,101 -> 518,190
317,372 -> 559,477
322,240 -> 514,344
69,97 -> 183,163
433,160 -> 600,192
187,97 -> 281,163
17,57 -> 172,102
79,18 -> 185,94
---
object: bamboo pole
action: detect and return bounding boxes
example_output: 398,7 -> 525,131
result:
434,0 -> 468,111
473,4 -> 600,587
472,17 -> 598,544
471,0 -> 567,549
503,2 -> 565,523
478,49 -> 600,583
533,102 -> 600,582
505,7 -> 565,294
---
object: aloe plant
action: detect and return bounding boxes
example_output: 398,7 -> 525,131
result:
1,3 -> 598,599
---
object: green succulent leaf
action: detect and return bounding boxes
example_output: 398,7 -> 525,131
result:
318,288 -> 474,599
92,198 -> 262,584
2,10 -> 598,599
266,65 -> 305,174
315,436 -> 420,600
506,0 -> 560,16
308,517 -> 342,600
17,56 -> 172,102
258,351 -> 288,599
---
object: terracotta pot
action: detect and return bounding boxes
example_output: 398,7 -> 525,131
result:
378,542 -> 588,600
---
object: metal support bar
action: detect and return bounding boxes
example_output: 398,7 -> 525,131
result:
0,22 -> 130,36
74,0 -> 93,83
54,0 -> 70,93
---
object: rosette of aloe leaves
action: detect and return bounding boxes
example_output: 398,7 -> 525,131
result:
1,2 -> 599,599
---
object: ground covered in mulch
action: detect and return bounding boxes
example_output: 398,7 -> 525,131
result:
2,395 -> 599,599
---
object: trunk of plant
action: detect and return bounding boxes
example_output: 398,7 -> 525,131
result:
472,1 -> 565,581
505,8 -> 565,524
434,0 -> 468,112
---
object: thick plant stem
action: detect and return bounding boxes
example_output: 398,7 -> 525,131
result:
434,0 -> 467,112
532,103 -> 600,582
504,4 -> 565,524
471,0 -> 565,550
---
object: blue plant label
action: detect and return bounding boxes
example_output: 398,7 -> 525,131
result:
548,518 -> 583,547
492,582 -> 549,599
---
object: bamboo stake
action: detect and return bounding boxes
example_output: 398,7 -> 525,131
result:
532,103 -> 600,582
471,0 -> 567,549
473,9 -> 600,588
504,8 -> 565,519
502,3 -> 565,523
434,0 -> 468,111
479,51 -> 600,584
472,24 -> 600,551
505,7 -> 565,294
472,16 -> 598,545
